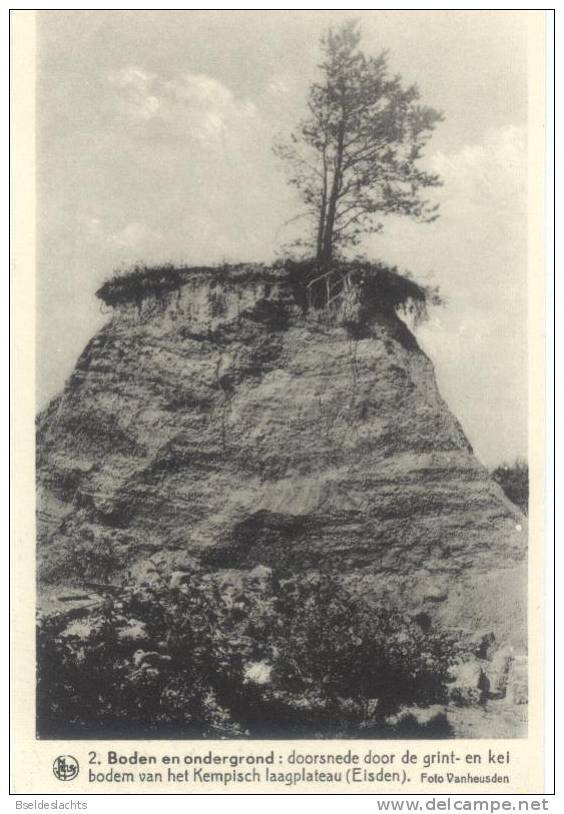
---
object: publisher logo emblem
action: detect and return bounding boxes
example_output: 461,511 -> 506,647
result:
53,755 -> 79,781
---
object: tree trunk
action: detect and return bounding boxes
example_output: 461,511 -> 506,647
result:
320,120 -> 346,272
320,180 -> 339,270
316,148 -> 328,265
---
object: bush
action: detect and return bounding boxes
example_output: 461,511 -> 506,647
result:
95,263 -> 278,309
492,459 -> 528,514
96,264 -> 185,308
283,257 -> 441,324
95,260 -> 441,329
37,567 -> 461,738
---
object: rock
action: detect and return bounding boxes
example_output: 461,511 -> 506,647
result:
484,646 -> 514,699
422,582 -> 449,602
364,698 -> 379,720
246,565 -> 273,587
219,571 -> 245,591
118,619 -> 148,643
142,667 -> 160,680
61,618 -> 98,640
506,656 -> 528,705
169,571 -> 191,590
243,661 -> 272,686
57,593 -> 93,602
133,650 -> 172,669
447,661 -> 488,705
218,571 -> 246,606
468,630 -> 496,659
386,705 -> 450,737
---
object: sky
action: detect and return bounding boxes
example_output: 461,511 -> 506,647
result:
36,10 -> 531,466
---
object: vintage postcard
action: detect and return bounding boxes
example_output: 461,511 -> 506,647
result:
11,9 -> 549,794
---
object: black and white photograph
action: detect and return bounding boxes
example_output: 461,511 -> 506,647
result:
9,8 -> 552,795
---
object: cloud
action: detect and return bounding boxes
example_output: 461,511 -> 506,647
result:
363,125 -> 528,465
431,125 -> 527,311
421,126 -> 528,464
432,125 -> 526,186
106,67 -> 258,142
106,67 -> 161,120
267,78 -> 291,96
76,215 -> 166,266
371,125 -> 527,301
111,221 -> 165,250
430,125 -> 526,239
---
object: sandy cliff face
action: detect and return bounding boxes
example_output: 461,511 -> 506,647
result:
36,265 -> 526,649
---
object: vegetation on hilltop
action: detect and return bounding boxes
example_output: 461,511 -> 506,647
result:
95,259 -> 441,329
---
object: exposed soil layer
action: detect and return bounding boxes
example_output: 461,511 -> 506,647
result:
37,265 -> 527,663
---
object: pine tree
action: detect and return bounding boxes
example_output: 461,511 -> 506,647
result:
275,20 -> 444,270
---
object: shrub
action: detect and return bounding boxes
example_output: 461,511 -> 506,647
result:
95,264 -> 185,308
492,459 -> 528,514
95,263 -> 278,309
37,566 -> 461,739
95,260 -> 440,329
283,258 -> 441,327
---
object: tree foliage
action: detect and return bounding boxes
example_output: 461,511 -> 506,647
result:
492,459 -> 528,515
275,20 -> 444,269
